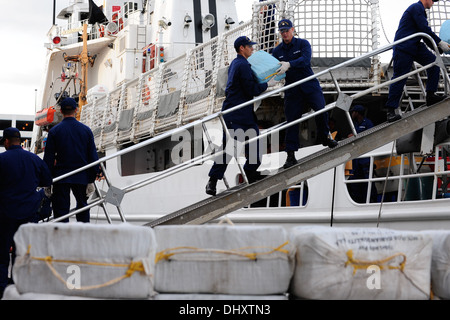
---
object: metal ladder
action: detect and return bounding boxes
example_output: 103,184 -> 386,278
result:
146,98 -> 450,226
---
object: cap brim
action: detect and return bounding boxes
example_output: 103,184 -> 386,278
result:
279,28 -> 290,31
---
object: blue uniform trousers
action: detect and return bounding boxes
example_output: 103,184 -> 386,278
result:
208,121 -> 261,180
0,215 -> 37,296
284,85 -> 329,152
52,184 -> 90,223
386,46 -> 440,109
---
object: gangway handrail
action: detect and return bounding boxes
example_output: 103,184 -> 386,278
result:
146,99 -> 450,227
48,32 -> 450,223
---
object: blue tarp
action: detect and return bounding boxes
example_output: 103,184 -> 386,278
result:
439,20 -> 450,54
248,50 -> 286,83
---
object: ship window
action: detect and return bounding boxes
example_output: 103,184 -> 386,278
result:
0,120 -> 12,130
16,120 -> 34,132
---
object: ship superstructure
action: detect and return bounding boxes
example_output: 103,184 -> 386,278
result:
29,0 -> 450,229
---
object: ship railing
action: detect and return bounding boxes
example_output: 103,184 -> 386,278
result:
253,0 -> 382,91
80,0 -> 381,150
245,141 -> 450,210
81,21 -> 254,150
339,143 -> 450,206
52,32 -> 450,223
429,1 -> 450,40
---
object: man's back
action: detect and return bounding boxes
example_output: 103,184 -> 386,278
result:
222,54 -> 267,125
0,146 -> 52,219
394,1 -> 441,53
44,117 -> 98,184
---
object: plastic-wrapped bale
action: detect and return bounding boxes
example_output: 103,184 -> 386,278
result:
13,223 -> 157,299
154,225 -> 295,295
247,50 -> 286,83
289,226 -> 433,300
439,20 -> 450,55
421,230 -> 450,299
2,285 -> 102,300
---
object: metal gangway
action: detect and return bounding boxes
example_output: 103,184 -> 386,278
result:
47,32 -> 450,226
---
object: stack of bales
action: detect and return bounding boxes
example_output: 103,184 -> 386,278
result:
2,223 -> 450,300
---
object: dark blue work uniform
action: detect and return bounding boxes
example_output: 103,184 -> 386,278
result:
354,117 -> 374,135
44,117 -> 99,222
272,37 -> 331,152
386,1 -> 442,109
348,117 -> 377,203
208,54 -> 268,180
0,145 -> 52,296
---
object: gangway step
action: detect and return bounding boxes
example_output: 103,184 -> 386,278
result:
145,99 -> 450,227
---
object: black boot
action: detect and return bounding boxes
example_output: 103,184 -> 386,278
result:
245,170 -> 263,184
283,151 -> 298,169
386,108 -> 401,123
321,134 -> 338,148
426,92 -> 447,106
205,177 -> 218,196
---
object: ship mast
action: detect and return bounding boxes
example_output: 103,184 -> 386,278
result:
78,23 -> 90,120
63,23 -> 96,120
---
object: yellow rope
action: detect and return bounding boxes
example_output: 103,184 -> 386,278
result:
25,245 -> 147,291
155,241 -> 290,264
263,72 -> 278,80
345,249 -> 407,275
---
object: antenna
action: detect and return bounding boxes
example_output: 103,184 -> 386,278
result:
53,0 -> 56,25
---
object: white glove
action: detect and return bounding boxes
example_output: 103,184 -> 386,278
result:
86,183 -> 95,197
44,186 -> 52,198
267,77 -> 279,87
439,40 -> 450,53
276,61 -> 290,75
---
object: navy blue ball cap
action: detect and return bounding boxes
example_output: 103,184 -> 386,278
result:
234,36 -> 257,50
351,105 -> 365,113
278,19 -> 293,31
59,97 -> 78,110
1,127 -> 21,143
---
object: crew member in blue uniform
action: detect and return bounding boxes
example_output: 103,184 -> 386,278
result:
385,0 -> 450,123
350,105 -> 374,135
272,19 -> 337,169
347,105 -> 377,203
44,97 -> 99,222
0,127 -> 52,298
205,36 -> 279,196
